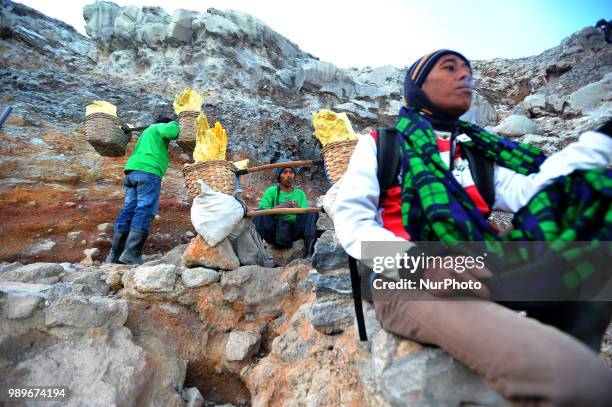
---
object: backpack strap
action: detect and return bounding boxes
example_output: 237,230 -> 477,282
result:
349,256 -> 368,341
376,128 -> 401,193
275,185 -> 281,207
462,145 -> 496,215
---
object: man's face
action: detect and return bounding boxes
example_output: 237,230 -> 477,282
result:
421,55 -> 473,117
279,168 -> 295,187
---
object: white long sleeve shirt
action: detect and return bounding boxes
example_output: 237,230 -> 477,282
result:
334,130 -> 612,260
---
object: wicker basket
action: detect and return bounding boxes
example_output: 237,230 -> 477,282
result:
322,140 -> 358,184
182,160 -> 235,198
84,112 -> 130,157
177,110 -> 200,152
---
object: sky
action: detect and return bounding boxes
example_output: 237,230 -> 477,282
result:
17,0 -> 612,68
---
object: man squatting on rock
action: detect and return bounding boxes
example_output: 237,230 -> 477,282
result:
335,49 -> 612,405
107,115 -> 180,265
253,159 -> 318,258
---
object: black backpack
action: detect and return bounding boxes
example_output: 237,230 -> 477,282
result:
349,127 -> 496,341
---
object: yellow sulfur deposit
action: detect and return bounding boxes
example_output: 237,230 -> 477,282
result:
232,159 -> 249,170
173,88 -> 204,114
193,113 -> 228,162
85,101 -> 117,117
312,109 -> 358,146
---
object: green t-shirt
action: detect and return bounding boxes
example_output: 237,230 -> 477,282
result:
124,121 -> 180,178
258,185 -> 308,223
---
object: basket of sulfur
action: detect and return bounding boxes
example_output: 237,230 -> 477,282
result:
84,101 -> 130,157
312,109 -> 359,184
182,113 -> 235,198
174,88 -> 204,152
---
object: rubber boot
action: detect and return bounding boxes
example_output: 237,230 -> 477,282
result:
303,236 -> 316,259
118,229 -> 148,265
106,229 -> 129,263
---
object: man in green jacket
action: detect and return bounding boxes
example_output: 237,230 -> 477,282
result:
253,159 -> 318,258
106,115 -> 180,265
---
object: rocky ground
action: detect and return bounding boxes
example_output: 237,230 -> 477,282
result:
1,0 -> 610,264
1,216 -> 513,407
0,1 -> 611,406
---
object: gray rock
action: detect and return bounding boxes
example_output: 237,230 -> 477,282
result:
184,387 -> 205,407
167,9 -> 198,44
161,244 -> 189,267
3,293 -> 43,319
0,326 -> 149,406
275,68 -> 295,87
225,330 -> 261,362
44,296 -> 128,329
69,270 -> 109,295
311,231 -> 348,271
133,264 -> 176,293
567,72 -> 612,114
334,102 -> 377,119
83,1 -> 121,43
547,94 -> 566,112
307,300 -> 353,335
316,213 -> 334,231
110,5 -> 141,49
360,65 -> 401,87
221,266 -> 289,319
460,91 -> 497,127
307,270 -> 352,298
195,13 -> 240,39
224,9 -> 266,44
181,267 -> 219,288
295,60 -> 339,91
23,239 -> 57,256
182,65 -> 201,79
523,94 -> 546,110
141,22 -> 167,49
0,263 -> 64,284
380,348 -> 506,407
493,114 -> 541,136
355,83 -> 396,99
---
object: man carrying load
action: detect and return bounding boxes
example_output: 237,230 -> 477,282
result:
106,114 -> 180,265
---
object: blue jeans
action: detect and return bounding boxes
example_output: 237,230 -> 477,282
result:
114,170 -> 161,233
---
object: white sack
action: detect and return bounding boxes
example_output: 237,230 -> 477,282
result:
191,180 -> 244,246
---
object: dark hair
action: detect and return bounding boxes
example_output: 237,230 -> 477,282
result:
156,114 -> 175,124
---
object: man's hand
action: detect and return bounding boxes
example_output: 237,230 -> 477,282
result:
422,257 -> 492,299
275,200 -> 298,209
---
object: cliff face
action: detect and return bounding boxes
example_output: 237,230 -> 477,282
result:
0,0 -> 610,264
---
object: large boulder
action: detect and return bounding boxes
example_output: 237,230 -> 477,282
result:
193,12 -> 240,40
83,1 -> 121,44
460,91 -> 498,127
110,5 -> 142,49
166,9 -> 198,44
493,114 -> 541,136
567,72 -> 612,115
295,60 -> 340,90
